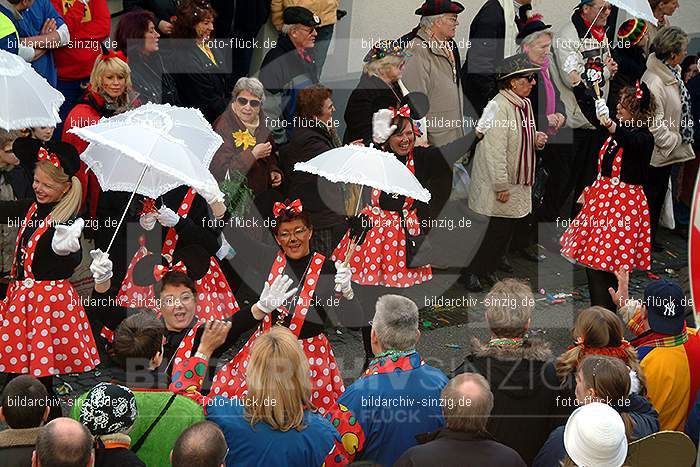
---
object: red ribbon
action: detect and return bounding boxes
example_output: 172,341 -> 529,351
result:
272,199 -> 303,218
140,198 -> 157,215
37,147 -> 61,169
389,105 -> 411,118
100,49 -> 128,63
635,80 -> 643,101
153,261 -> 188,282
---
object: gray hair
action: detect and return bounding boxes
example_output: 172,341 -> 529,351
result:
363,54 -> 405,79
484,279 -> 534,338
419,14 -> 447,30
653,26 -> 688,62
372,295 -> 419,351
519,29 -> 553,51
442,373 -> 494,433
232,77 -> 265,103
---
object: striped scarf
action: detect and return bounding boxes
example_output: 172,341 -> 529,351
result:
500,89 -> 536,186
634,327 -> 689,349
667,63 -> 694,145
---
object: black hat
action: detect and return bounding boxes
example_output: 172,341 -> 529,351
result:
496,53 -> 541,81
283,6 -> 321,27
643,279 -> 686,335
132,244 -> 211,286
516,14 -> 552,45
415,0 -> 464,16
402,92 -> 430,120
79,383 -> 137,436
13,137 -> 80,177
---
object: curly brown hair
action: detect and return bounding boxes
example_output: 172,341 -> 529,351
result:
618,85 -> 657,127
171,0 -> 216,39
296,85 -> 333,119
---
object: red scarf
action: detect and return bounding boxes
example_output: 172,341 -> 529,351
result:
582,13 -> 606,43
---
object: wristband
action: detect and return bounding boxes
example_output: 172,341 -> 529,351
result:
194,351 -> 209,360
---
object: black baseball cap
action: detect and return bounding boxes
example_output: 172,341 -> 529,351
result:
643,279 -> 686,335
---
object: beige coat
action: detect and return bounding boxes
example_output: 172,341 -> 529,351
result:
271,0 -> 339,29
642,53 -> 695,167
468,91 -> 534,219
401,28 -> 465,147
551,21 -> 611,130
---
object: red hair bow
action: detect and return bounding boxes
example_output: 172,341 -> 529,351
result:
140,198 -> 158,215
37,147 -> 61,169
389,105 -> 411,118
635,80 -> 643,100
100,49 -> 128,63
153,261 -> 188,282
272,199 -> 303,218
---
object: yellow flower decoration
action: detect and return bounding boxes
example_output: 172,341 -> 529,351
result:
232,130 -> 256,151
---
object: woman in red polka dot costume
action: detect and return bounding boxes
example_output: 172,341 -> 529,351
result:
115,184 -> 240,323
561,82 -> 657,310
332,102 -> 478,368
0,138 -> 100,418
209,200 -> 362,414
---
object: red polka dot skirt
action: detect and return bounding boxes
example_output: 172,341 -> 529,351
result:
332,205 -> 432,288
561,139 -> 651,272
0,280 -> 100,377
211,332 -> 344,415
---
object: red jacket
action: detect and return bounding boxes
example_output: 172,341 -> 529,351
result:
51,0 -> 111,80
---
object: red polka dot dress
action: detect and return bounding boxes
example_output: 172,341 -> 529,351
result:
210,252 -> 344,415
118,188 -> 239,320
332,151 -> 432,288
561,137 -> 651,272
0,204 -> 100,377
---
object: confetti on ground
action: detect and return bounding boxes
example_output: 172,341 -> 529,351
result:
550,299 -> 566,305
667,251 -> 678,258
445,344 -> 463,349
422,320 -> 433,328
647,272 -> 660,280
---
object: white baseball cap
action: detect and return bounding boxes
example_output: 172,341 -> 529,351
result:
564,402 -> 628,467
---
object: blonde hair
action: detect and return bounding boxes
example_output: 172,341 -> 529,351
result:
89,55 -> 133,109
363,55 -> 405,79
556,307 -> 646,393
244,327 -> 314,432
485,279 -> 534,338
35,161 -> 82,224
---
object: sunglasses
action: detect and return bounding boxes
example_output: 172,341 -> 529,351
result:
524,73 -> 537,82
236,96 -> 261,108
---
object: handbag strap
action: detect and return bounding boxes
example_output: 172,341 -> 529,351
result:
131,393 -> 178,453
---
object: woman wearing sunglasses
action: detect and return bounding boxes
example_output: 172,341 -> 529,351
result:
211,77 -> 283,196
465,54 -> 548,288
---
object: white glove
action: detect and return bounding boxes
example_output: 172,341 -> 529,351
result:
51,218 -> 84,256
476,100 -> 500,135
139,212 -> 157,231
595,99 -> 610,122
372,109 -> 397,144
198,185 -> 225,205
156,207 -> 180,228
89,249 -> 113,284
256,274 -> 298,314
334,261 -> 354,299
216,234 -> 235,260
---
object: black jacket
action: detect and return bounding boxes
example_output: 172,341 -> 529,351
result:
173,41 -> 233,123
609,45 -> 647,110
212,0 -> 270,39
280,121 -> 346,229
395,429 -> 527,467
451,338 -> 567,465
574,82 -> 654,185
530,68 -> 567,133
94,442 -> 145,467
343,73 -> 403,145
461,0 -> 530,116
0,426 -> 40,467
260,34 -> 319,143
123,0 -> 179,32
129,51 -> 180,106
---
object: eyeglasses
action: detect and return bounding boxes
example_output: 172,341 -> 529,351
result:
236,96 -> 261,108
297,26 -> 316,35
161,293 -> 195,308
277,227 -> 309,241
522,73 -> 537,82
